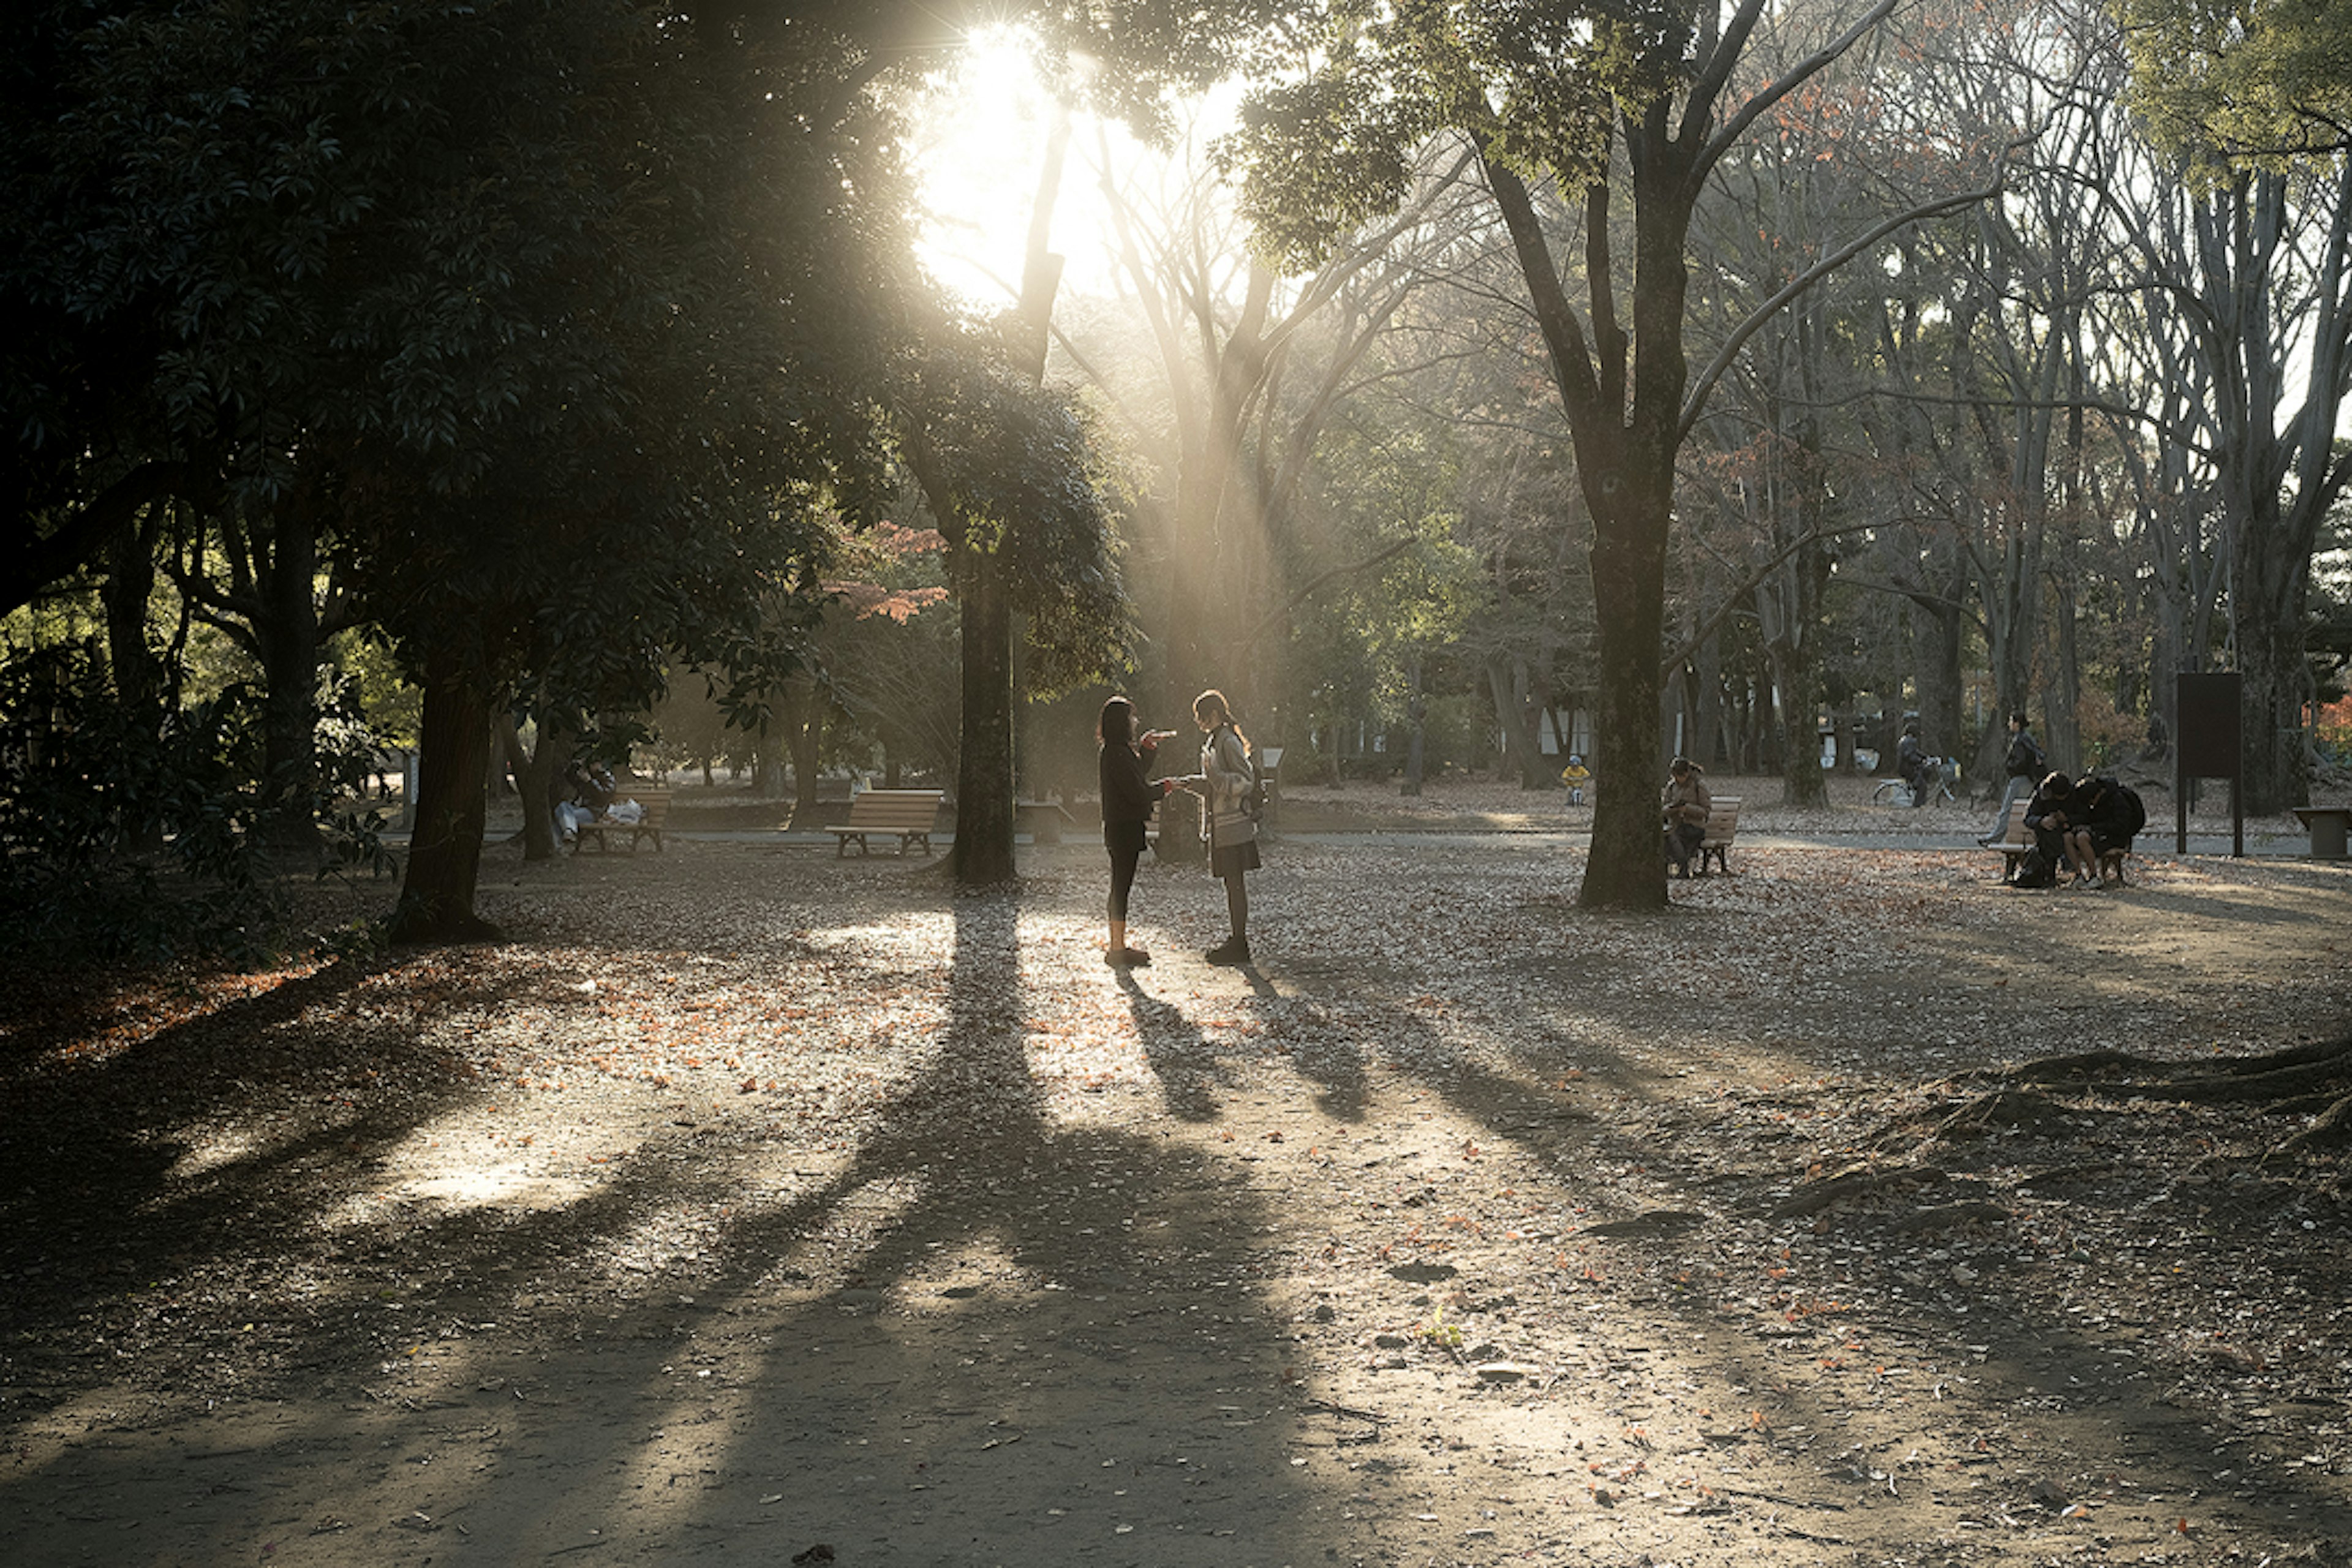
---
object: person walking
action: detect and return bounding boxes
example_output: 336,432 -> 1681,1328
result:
1978,710 -> 2046,845
1096,696 -> 1171,967
1168,689 -> 1261,965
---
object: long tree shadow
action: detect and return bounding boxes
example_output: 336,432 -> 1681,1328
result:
1,881 -> 1339,1566
0,956 -> 489,1354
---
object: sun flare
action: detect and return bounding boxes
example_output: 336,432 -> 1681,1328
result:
909,27 -> 1066,306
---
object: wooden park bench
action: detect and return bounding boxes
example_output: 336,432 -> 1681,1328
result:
1695,794 -> 1740,875
575,786 -> 671,854
828,788 -> 944,857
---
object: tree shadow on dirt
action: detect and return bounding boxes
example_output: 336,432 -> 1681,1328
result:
0,957 -> 491,1350
0,886 -> 1341,1566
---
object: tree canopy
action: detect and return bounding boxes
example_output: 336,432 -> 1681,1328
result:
2119,0 -> 2352,167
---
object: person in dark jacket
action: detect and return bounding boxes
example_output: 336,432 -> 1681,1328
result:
2069,774 -> 2142,888
2019,771 -> 2088,886
1097,695 -> 1171,966
1979,710 -> 2045,845
1896,720 -> 1931,808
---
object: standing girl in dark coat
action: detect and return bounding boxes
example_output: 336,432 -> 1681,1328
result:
1098,695 -> 1170,966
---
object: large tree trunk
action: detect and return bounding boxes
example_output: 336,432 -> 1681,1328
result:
102,508 -> 169,852
1487,658 -> 1551,788
102,509 -> 165,720
252,504 -> 326,850
499,709 -> 565,861
1772,640 -> 1826,807
2236,537 -> 2315,813
754,715 -> 786,801
1918,595 -> 1965,785
389,660 -> 499,944
786,676 -> 824,819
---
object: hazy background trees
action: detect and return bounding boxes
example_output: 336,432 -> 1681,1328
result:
7,0 -> 2350,948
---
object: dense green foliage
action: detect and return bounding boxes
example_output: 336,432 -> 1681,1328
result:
2119,0 -> 2352,167
0,644 -> 384,959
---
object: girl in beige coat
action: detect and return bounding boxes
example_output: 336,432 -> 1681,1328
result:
1168,689 -> 1261,965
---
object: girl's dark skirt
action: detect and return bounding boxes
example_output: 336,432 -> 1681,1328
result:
1210,839 -> 1261,878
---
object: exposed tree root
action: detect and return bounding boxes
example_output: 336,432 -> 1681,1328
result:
1891,1199 -> 2010,1234
1768,1164 -> 1948,1219
2277,1093 -> 2352,1156
2007,1049 -> 2180,1083
1959,1038 -> 2352,1160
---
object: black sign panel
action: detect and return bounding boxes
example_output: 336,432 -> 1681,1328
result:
2175,672 -> 2241,778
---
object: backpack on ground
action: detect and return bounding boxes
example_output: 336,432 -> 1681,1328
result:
2011,845 -> 2056,888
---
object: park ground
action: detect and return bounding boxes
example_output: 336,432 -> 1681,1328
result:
4,777 -> 2352,1567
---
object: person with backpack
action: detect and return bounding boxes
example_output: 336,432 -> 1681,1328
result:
1167,688 -> 1262,965
2070,774 -> 2146,888
1978,710 -> 2046,845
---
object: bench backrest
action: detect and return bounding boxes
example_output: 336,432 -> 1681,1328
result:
1995,797 -> 2029,848
614,785 -> 669,815
844,789 -> 944,830
1701,795 -> 1740,845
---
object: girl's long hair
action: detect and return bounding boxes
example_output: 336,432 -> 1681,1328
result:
1193,688 -> 1249,752
1098,695 -> 1135,750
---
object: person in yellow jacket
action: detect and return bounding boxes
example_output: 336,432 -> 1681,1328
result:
1558,753 -> 1591,805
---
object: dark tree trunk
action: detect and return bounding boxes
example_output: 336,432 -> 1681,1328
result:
2237,564 -> 2315,813
102,510 -> 169,851
1401,656 -> 1427,796
389,661 -> 500,944
102,510 -> 165,720
1773,640 -> 1827,807
251,505 -> 326,850
1918,595 -> 1965,783
755,715 -> 786,801
785,677 -> 824,820
500,710 -> 565,861
1487,658 -> 1550,788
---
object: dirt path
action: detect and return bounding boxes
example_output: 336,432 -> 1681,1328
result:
5,803 -> 2351,1566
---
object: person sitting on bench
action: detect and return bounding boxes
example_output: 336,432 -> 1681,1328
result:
2066,774 -> 2143,889
1661,756 -> 1711,880
2018,771 -> 2087,888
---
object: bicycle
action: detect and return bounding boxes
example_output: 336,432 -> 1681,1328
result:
1871,757 -> 1958,808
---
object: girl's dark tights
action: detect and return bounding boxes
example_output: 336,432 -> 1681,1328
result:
1107,843 -> 1142,920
